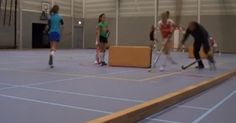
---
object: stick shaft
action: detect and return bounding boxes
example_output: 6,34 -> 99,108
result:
182,60 -> 200,69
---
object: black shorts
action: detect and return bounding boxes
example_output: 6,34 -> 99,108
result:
100,36 -> 108,43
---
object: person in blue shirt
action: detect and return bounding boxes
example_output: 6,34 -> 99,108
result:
47,5 -> 64,68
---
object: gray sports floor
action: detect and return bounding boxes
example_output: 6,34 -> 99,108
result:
141,73 -> 236,123
0,49 -> 235,123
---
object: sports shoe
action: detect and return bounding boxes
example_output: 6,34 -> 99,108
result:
195,65 -> 204,69
100,62 -> 107,66
94,60 -> 99,64
208,60 -> 216,70
159,66 -> 165,72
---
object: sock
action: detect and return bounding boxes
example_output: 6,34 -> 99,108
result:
50,50 -> 55,56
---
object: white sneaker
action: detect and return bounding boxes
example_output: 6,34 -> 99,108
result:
208,61 -> 216,70
159,66 -> 165,72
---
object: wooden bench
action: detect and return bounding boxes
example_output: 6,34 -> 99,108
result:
109,46 -> 152,68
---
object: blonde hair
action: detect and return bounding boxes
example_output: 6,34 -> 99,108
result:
161,12 -> 168,20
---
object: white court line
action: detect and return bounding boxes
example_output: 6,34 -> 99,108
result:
146,118 -> 184,123
176,105 -> 209,111
0,82 -> 19,87
26,77 -> 87,86
0,87 -> 19,91
0,67 -> 146,104
0,83 -> 145,103
0,61 -> 38,65
0,82 -> 19,91
23,86 -> 144,103
183,73 -> 215,78
0,94 -> 112,114
144,100 -> 209,123
144,105 -> 208,123
0,68 -> 140,87
95,69 -> 142,76
192,90 -> 236,123
28,69 -> 143,86
0,82 -> 144,103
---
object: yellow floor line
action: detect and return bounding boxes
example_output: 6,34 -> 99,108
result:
141,69 -> 193,81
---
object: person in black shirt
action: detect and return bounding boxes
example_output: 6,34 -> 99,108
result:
181,21 -> 215,69
149,25 -> 157,49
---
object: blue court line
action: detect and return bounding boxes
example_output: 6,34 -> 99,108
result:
0,94 -> 112,114
192,90 -> 236,123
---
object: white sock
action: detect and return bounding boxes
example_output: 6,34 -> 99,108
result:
50,51 -> 55,56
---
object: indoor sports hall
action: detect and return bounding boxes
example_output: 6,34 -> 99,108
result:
0,0 -> 236,123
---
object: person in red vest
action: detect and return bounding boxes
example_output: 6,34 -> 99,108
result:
158,11 -> 177,71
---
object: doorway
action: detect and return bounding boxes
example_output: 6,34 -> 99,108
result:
32,23 -> 50,49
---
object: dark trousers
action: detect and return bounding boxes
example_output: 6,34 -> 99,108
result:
193,40 -> 211,67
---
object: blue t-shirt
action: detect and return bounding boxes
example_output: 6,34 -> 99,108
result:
49,13 -> 63,34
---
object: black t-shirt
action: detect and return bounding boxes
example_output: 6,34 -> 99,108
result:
150,30 -> 154,41
182,23 -> 209,43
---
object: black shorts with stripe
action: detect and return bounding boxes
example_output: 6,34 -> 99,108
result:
99,36 -> 108,44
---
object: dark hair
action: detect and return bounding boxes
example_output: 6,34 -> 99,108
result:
188,21 -> 199,31
166,11 -> 170,18
98,13 -> 105,23
190,21 -> 198,27
50,5 -> 59,14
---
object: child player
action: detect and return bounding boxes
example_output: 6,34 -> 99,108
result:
96,13 -> 110,66
47,5 -> 64,68
158,11 -> 177,71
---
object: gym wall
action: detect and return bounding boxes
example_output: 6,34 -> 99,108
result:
0,0 -> 16,48
15,0 -> 83,49
84,0 -> 236,53
1,0 -> 235,52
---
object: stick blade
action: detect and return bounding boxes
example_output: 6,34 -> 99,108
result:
181,65 -> 186,70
